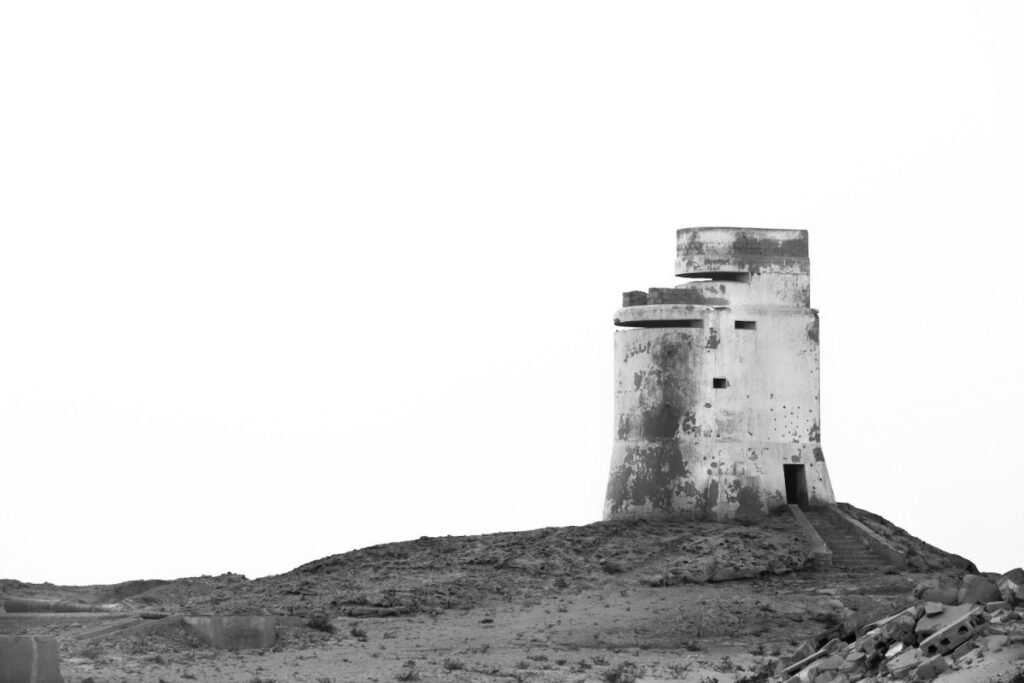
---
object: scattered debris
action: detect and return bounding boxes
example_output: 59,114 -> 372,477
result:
777,567 -> 1024,682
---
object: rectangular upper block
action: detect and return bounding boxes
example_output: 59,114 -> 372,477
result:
675,227 -> 809,277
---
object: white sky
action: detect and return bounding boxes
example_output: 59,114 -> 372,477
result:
2,2 -> 1022,585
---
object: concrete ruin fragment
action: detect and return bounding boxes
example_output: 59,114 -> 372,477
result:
182,616 -> 277,650
779,572 -> 1024,682
0,635 -> 64,683
918,606 -> 987,657
606,227 -> 834,521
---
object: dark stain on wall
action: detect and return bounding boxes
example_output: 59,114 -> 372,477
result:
706,479 -> 719,514
808,421 -> 820,442
806,316 -> 819,343
678,232 -> 810,276
616,415 -> 632,440
633,371 -> 645,390
705,327 -> 720,349
606,441 -> 691,515
684,230 -> 706,254
735,486 -> 764,520
641,403 -> 681,439
645,287 -> 728,306
680,410 -> 698,435
733,231 -> 809,258
813,447 -> 825,462
765,489 -> 787,510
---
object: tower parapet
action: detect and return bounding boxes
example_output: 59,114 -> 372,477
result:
605,227 -> 835,521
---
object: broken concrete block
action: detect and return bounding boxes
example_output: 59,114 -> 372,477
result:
913,654 -> 949,681
915,602 -> 974,638
786,640 -> 815,664
924,601 -> 944,616
959,574 -> 1000,605
998,567 -> 1024,604
951,639 -> 976,659
881,612 -> 918,645
884,641 -> 905,658
918,606 -> 986,657
915,576 -> 961,605
999,567 -> 1024,584
982,634 -> 1009,651
182,616 -> 276,650
985,600 -> 1010,612
821,638 -> 844,654
0,635 -> 64,683
991,610 -> 1022,625
856,627 -> 890,658
884,648 -> 924,679
815,655 -> 844,671
813,672 -> 846,683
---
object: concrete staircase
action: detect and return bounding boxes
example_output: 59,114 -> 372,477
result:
802,509 -> 892,569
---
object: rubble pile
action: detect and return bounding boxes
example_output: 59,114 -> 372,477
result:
776,568 -> 1024,682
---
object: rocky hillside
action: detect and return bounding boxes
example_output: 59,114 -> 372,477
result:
3,504 -> 974,620
2,504 -> 1011,683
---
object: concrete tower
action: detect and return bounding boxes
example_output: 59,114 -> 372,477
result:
605,227 -> 835,521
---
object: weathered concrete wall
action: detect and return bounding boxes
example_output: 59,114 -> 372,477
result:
605,227 -> 835,521
182,616 -> 276,650
0,636 -> 64,683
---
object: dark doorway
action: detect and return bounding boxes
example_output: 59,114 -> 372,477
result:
784,464 -> 809,509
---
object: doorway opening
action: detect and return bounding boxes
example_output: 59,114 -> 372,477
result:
784,464 -> 809,510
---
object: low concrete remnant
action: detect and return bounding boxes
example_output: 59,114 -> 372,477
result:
959,574 -> 1000,605
0,635 -> 64,683
913,654 -> 949,680
998,567 -> 1024,604
182,616 -> 276,650
919,606 -> 987,657
915,603 -> 974,638
3,596 -> 114,614
883,647 -> 924,678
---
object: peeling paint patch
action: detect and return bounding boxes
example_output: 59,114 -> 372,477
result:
605,441 -> 691,514
681,410 -> 698,435
790,455 -> 801,463
633,371 -> 645,391
813,447 -> 825,462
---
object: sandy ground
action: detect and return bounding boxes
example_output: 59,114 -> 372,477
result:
13,572 -> 908,682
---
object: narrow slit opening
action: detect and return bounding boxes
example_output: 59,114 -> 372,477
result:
734,320 -> 756,330
679,271 -> 750,283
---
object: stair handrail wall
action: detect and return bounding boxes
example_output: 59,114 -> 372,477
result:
826,505 -> 908,567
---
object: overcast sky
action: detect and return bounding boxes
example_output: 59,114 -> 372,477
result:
2,2 -> 1022,585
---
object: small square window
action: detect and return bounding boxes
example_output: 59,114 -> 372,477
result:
734,320 -> 756,330
713,377 -> 728,388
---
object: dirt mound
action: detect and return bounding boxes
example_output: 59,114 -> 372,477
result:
85,503 -> 968,619
3,503 -> 1007,682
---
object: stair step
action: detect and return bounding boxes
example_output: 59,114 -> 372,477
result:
803,511 -> 892,567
